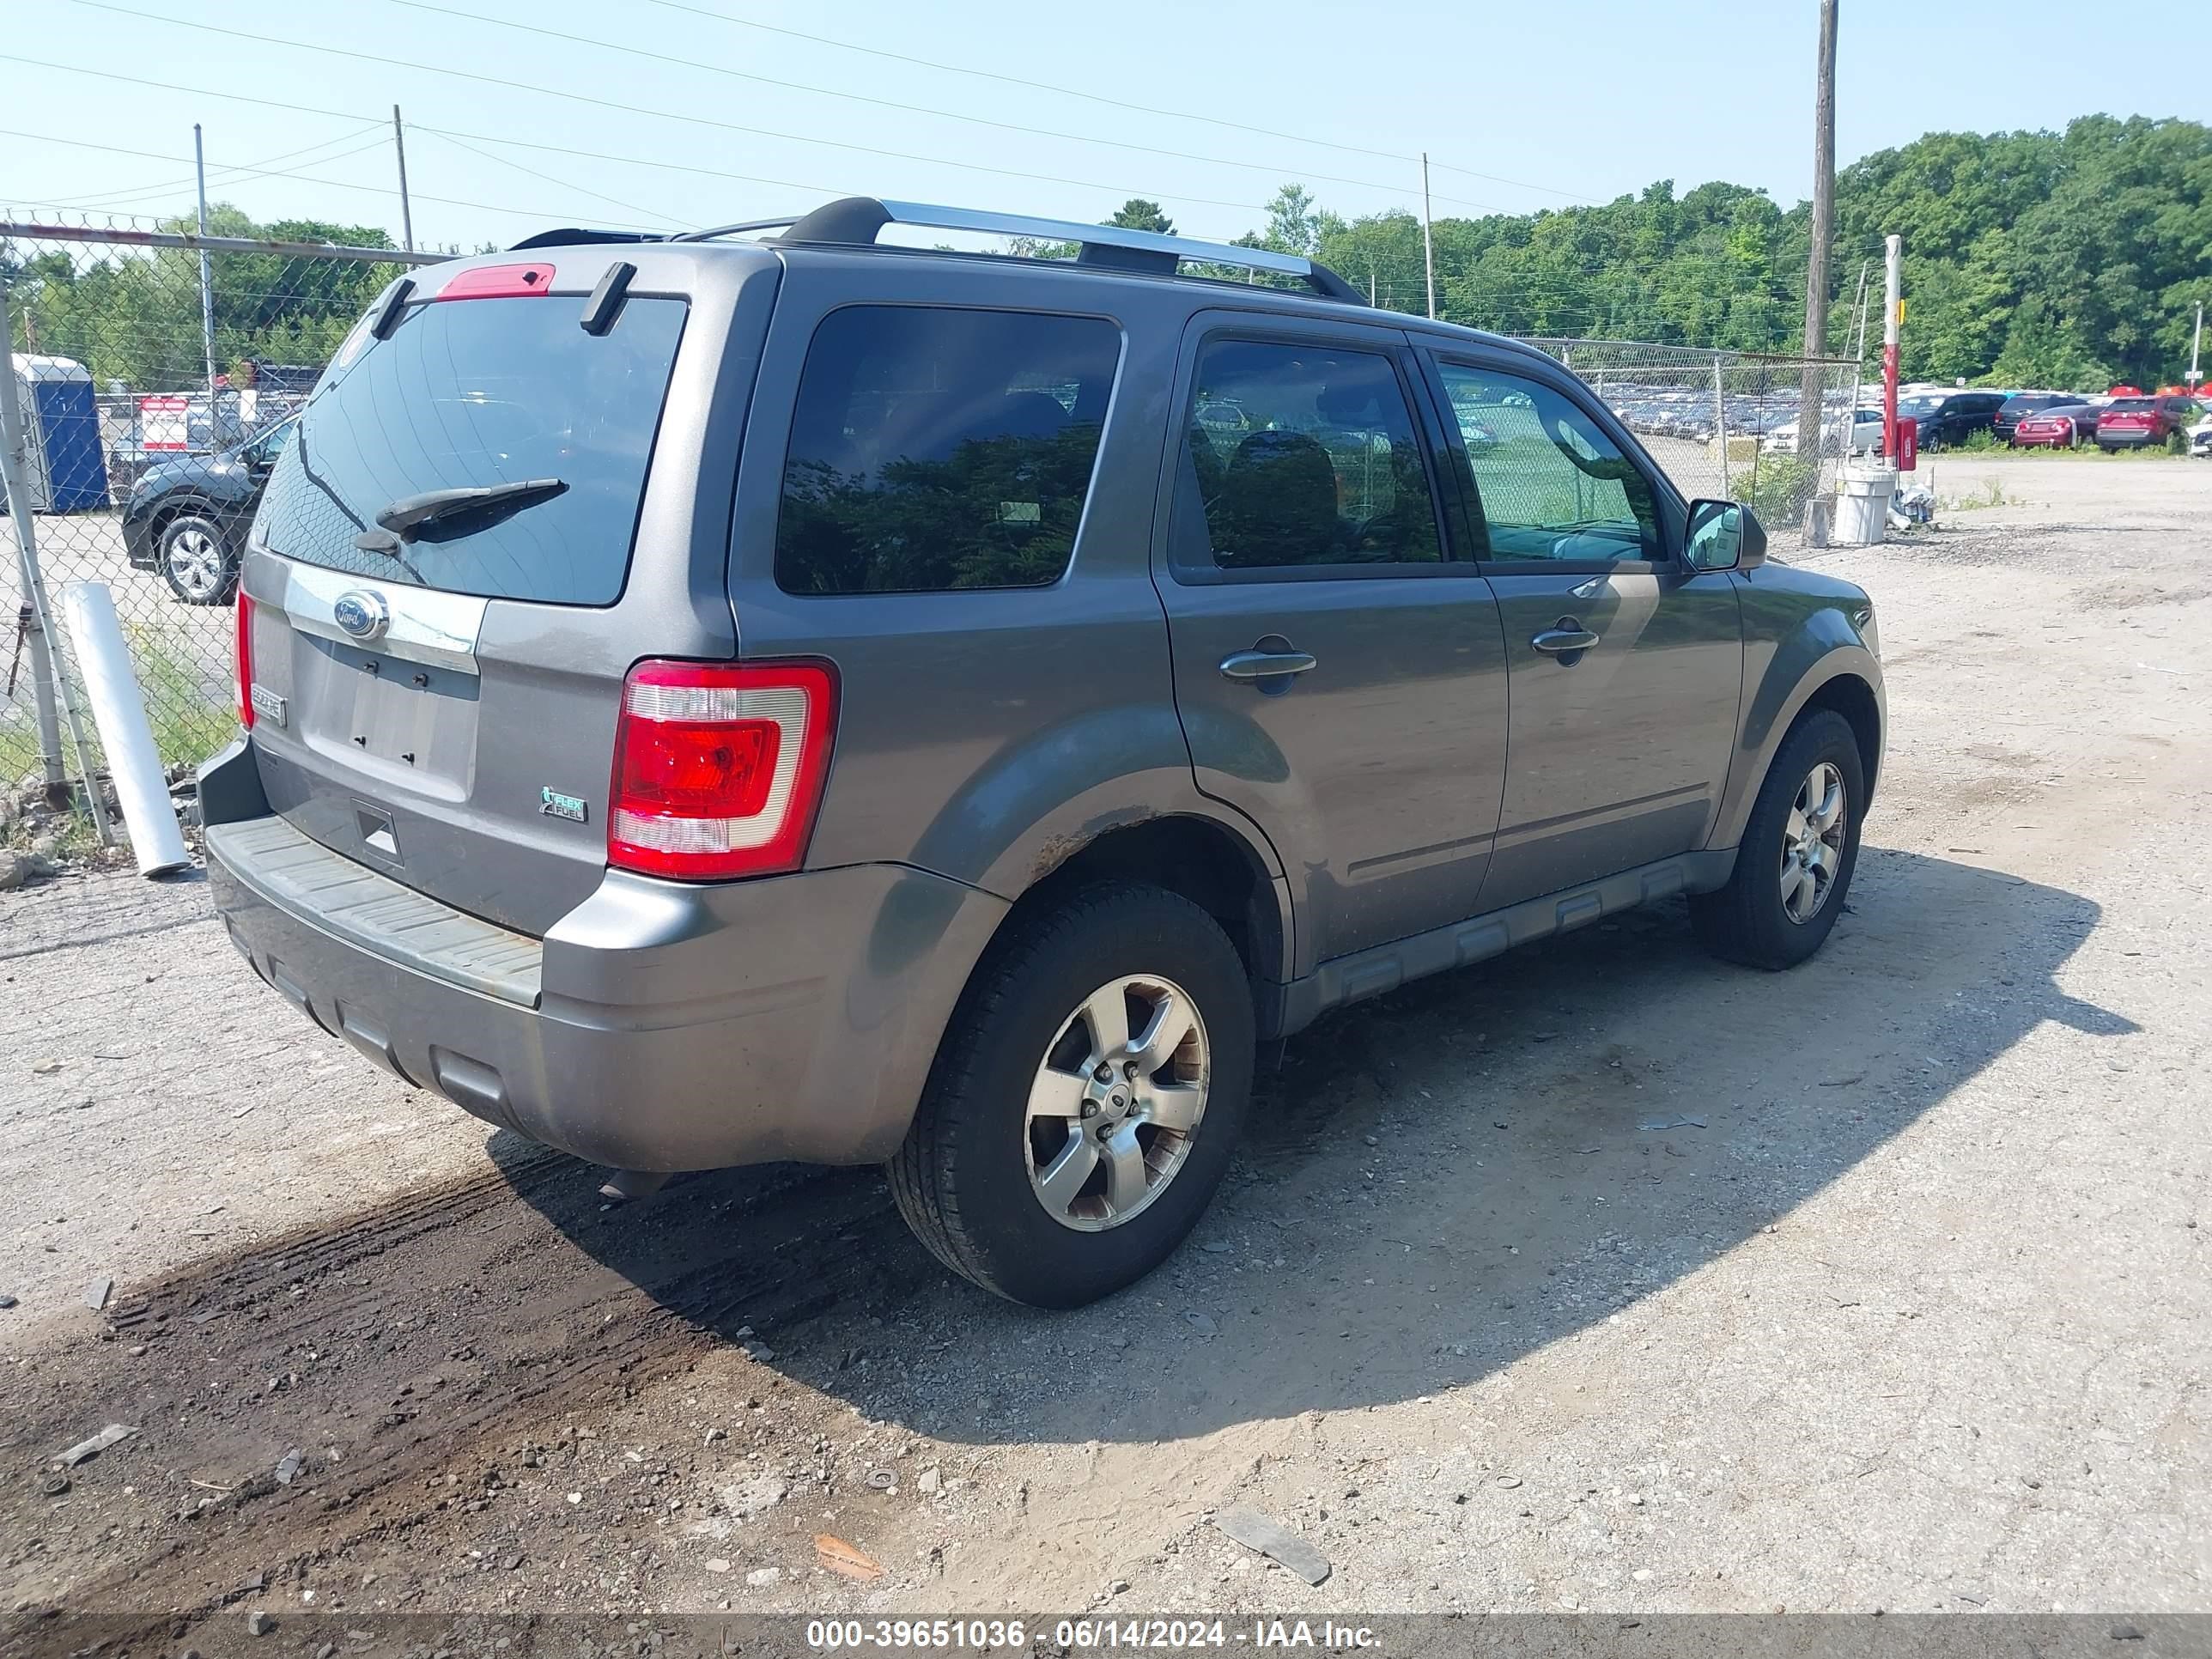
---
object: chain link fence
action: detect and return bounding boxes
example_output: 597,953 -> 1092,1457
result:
2,216 -> 442,828
1518,337 -> 1869,542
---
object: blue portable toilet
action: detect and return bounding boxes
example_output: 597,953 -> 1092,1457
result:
9,354 -> 112,513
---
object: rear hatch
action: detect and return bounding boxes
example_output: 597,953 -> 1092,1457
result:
240,246 -> 771,936
2097,398 -> 2158,441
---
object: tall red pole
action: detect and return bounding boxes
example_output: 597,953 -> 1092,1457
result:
1881,234 -> 1901,463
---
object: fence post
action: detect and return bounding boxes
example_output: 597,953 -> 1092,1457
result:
2,284 -> 65,795
1712,356 -> 1729,498
0,285 -> 112,839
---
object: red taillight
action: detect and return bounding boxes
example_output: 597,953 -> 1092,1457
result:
235,592 -> 255,729
607,660 -> 837,881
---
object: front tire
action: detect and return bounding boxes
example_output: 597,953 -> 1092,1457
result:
1690,709 -> 1865,970
159,512 -> 237,605
890,883 -> 1255,1308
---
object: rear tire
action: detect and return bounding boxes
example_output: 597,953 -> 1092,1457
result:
889,882 -> 1254,1308
1690,709 -> 1865,970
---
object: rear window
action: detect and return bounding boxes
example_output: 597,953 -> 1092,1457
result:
774,306 -> 1121,595
2106,398 -> 2154,411
255,291 -> 688,605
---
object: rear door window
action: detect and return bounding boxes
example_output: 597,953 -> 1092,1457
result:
774,306 -> 1121,595
1174,338 -> 1442,571
255,290 -> 688,605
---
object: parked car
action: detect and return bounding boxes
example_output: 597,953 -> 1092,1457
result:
120,416 -> 296,604
2008,403 -> 2103,449
2191,413 -> 2212,459
2093,395 -> 2198,452
1763,407 -> 1882,455
199,199 -> 1884,1308
1994,392 -> 2079,444
1891,389 -> 2006,450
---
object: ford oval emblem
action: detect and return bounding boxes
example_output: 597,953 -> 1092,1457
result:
333,589 -> 389,642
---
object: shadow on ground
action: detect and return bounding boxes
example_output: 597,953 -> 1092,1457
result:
498,846 -> 2133,1447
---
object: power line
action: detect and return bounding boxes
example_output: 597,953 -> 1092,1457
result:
67,1 -> 1279,217
632,0 -> 1596,204
0,127 -> 667,231
418,127 -> 690,229
380,0 -> 1505,216
48,128 -> 393,214
0,56 -> 1000,237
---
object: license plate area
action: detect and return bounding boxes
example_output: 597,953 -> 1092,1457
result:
296,631 -> 480,798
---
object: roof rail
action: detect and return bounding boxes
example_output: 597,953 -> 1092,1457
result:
678,198 -> 1366,306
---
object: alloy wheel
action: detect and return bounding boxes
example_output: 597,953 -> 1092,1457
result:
1023,974 -> 1210,1232
165,524 -> 226,600
1779,760 -> 1848,924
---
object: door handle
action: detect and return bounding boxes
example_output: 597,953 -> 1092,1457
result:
1218,648 -> 1317,682
1531,626 -> 1599,655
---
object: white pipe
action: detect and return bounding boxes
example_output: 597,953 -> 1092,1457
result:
59,582 -> 192,877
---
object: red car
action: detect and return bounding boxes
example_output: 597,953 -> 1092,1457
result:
2009,403 -> 2100,448
2094,395 -> 2199,452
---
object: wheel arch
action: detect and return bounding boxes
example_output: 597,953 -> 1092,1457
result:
973,811 -> 1291,1032
149,494 -> 229,542
1796,672 -> 1882,803
1711,630 -> 1885,854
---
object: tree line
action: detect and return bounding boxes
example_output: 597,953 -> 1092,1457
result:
3,206 -> 405,392
1133,113 -> 2209,391
7,113 -> 2204,395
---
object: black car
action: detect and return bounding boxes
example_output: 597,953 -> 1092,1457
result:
1994,392 -> 2078,444
121,417 -> 294,605
1893,389 -> 2007,450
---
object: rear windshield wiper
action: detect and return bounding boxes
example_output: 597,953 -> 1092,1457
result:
355,478 -> 568,552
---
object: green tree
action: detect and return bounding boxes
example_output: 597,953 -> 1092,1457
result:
1105,198 -> 1175,235
1239,112 -> 2209,387
9,204 -> 404,391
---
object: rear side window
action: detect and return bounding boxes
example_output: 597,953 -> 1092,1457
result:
1176,339 -> 1441,570
774,306 -> 1121,595
257,292 -> 687,605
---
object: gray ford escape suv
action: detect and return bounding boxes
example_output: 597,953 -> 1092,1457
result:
201,198 -> 1884,1309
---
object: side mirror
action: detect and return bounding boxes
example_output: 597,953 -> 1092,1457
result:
1685,499 -> 1767,572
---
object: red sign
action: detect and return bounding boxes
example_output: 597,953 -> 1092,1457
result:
1894,416 -> 1918,472
139,393 -> 190,451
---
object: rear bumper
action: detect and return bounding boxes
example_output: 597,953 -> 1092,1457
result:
2099,429 -> 2155,447
200,738 -> 1007,1172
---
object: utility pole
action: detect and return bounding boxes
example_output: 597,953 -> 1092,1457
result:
2191,301 -> 2203,388
1843,258 -> 1870,451
1881,233 -> 1902,465
193,123 -> 216,400
1801,0 -> 1838,448
392,106 -> 416,253
1420,152 -> 1437,321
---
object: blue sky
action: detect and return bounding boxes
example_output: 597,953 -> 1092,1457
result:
3,0 -> 2189,252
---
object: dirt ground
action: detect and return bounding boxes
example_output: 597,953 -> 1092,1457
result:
2,451 -> 2207,1644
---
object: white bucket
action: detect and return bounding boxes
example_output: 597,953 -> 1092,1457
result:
1832,465 -> 1895,545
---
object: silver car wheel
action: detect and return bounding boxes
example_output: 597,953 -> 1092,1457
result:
1779,760 -> 1847,924
1024,974 -> 1210,1233
164,523 -> 226,600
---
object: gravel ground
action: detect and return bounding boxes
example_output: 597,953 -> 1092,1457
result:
0,453 -> 2206,1642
